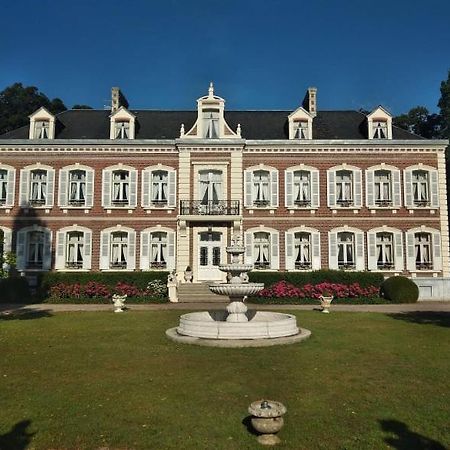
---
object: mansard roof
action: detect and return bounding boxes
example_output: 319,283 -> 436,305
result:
0,108 -> 423,140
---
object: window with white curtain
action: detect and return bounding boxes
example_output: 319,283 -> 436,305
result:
0,170 -> 7,203
203,109 -> 219,138
65,231 -> 84,269
27,231 -> 44,269
150,232 -> 167,269
337,232 -> 355,269
376,233 -> 394,269
374,170 -> 392,206
110,232 -> 128,269
199,170 -> 222,204
412,170 -> 429,206
30,170 -> 47,205
151,171 -> 168,204
254,232 -> 270,269
253,170 -> 270,206
34,120 -> 50,139
293,121 -> 308,139
68,170 -> 86,205
294,232 -> 311,269
112,171 -> 129,205
336,170 -> 353,206
415,232 -> 432,269
372,120 -> 388,139
114,121 -> 130,139
293,171 -> 311,205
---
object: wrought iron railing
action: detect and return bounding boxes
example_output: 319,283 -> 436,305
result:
180,200 -> 240,216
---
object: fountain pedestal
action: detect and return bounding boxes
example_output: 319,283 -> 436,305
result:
226,300 -> 248,322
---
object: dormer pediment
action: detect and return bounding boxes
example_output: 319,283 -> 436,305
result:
29,107 -> 56,140
367,106 -> 392,139
110,106 -> 136,140
110,106 -> 136,120
288,106 -> 313,140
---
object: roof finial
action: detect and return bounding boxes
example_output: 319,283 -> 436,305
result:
236,123 -> 241,137
208,81 -> 214,97
180,123 -> 185,138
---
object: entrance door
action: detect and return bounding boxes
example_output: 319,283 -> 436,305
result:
197,231 -> 222,281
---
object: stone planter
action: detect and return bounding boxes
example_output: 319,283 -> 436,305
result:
319,295 -> 333,313
112,294 -> 127,313
248,400 -> 286,445
184,271 -> 193,283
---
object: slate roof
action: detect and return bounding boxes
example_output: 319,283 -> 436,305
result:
0,109 -> 423,140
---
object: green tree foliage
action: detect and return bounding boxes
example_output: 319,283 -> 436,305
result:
0,83 -> 67,135
438,70 -> 450,139
72,104 -> 93,109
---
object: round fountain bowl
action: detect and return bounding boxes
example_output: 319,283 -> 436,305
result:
209,282 -> 264,297
218,264 -> 254,273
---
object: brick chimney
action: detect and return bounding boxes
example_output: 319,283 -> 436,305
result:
111,87 -> 129,112
302,87 -> 317,117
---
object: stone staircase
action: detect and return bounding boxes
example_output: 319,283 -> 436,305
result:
178,282 -> 227,303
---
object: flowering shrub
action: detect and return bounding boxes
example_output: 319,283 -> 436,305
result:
258,280 -> 379,300
83,281 -> 111,299
146,280 -> 167,297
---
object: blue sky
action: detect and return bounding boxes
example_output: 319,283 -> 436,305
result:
1,0 -> 449,114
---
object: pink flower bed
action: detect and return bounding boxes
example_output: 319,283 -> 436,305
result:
258,280 -> 379,299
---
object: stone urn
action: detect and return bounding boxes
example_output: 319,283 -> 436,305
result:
184,266 -> 193,283
248,400 -> 286,445
112,294 -> 127,313
319,295 -> 333,313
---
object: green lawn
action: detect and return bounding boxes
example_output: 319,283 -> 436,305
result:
0,310 -> 449,450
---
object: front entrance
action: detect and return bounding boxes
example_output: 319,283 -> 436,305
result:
197,231 -> 223,281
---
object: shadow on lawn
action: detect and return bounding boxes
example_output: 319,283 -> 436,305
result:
387,311 -> 450,328
0,420 -> 35,450
242,415 -> 260,436
379,419 -> 446,450
0,308 -> 52,321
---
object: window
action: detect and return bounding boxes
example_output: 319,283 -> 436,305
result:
366,167 -> 401,208
254,232 -> 271,269
150,232 -> 167,269
100,227 -> 136,271
294,233 -> 311,269
114,121 -> 130,139
102,166 -> 137,209
372,120 -> 388,139
374,170 -> 392,206
245,167 -> 278,209
412,170 -> 429,206
285,167 -> 319,208
376,233 -> 394,269
65,232 -> 84,269
68,170 -> 86,205
293,121 -> 308,139
20,166 -> 54,208
30,170 -> 47,206
110,232 -> 128,269
293,171 -> 311,206
152,171 -> 168,204
368,228 -> 403,271
142,167 -> 176,208
112,171 -> 129,205
55,228 -> 92,271
406,228 -> 441,272
0,170 -> 7,204
245,228 -> 279,270
415,233 -> 432,270
27,231 -> 45,269
140,228 -> 175,270
199,170 -> 222,204
404,166 -> 438,209
253,170 -> 269,206
336,170 -> 353,206
285,228 -> 320,270
58,166 -> 94,209
16,227 -> 52,271
337,232 -> 355,269
203,109 -> 219,138
34,120 -> 50,139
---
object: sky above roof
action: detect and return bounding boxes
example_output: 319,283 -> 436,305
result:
1,0 -> 449,115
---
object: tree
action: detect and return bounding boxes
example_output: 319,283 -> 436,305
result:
0,83 -> 67,135
394,106 -> 442,138
438,70 -> 450,138
72,104 -> 93,109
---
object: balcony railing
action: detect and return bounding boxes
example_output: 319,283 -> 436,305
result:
180,200 -> 240,216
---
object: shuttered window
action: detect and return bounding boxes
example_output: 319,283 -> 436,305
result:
244,168 -> 279,208
0,166 -> 15,207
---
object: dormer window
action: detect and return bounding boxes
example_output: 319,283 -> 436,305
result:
293,121 -> 309,139
34,120 -> 50,139
29,107 -> 55,140
367,107 -> 392,140
114,120 -> 130,139
203,109 -> 219,138
288,106 -> 313,140
372,120 -> 388,139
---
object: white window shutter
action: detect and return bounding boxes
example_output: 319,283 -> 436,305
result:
406,231 -> 415,271
43,230 -> 52,270
392,170 -> 401,207
311,231 -> 321,270
311,170 -> 320,208
271,231 -> 279,269
285,231 -> 294,270
245,231 -> 253,264
16,230 -> 26,271
140,231 -> 149,270
2,229 -> 12,253
58,169 -> 68,207
270,170 -> 278,207
404,170 -> 413,208
367,232 -> 377,270
129,170 -> 137,207
102,170 -> 112,208
430,170 -> 439,208
168,170 -> 176,207
167,231 -> 175,271
328,232 -> 338,269
82,231 -> 91,270
55,231 -> 65,269
327,170 -> 336,207
142,170 -> 150,207
354,170 -> 362,207
6,169 -> 15,207
355,231 -> 365,270
127,230 -> 136,270
85,170 -> 94,208
244,171 -> 253,207
19,169 -> 30,207
394,231 -> 404,271
366,170 -> 374,207
285,171 -> 293,207
46,169 -> 54,207
432,232 -> 442,271
100,231 -> 110,270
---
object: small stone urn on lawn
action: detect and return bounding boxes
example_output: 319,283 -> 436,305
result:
184,266 -> 193,283
319,294 -> 334,313
112,294 -> 127,313
248,399 -> 286,446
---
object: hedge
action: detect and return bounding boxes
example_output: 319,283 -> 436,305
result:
0,277 -> 32,303
380,276 -> 419,303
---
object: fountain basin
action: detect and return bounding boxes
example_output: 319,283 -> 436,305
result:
177,311 -> 299,339
209,283 -> 264,297
218,264 -> 254,273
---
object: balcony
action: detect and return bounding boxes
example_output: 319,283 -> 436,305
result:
179,200 -> 240,216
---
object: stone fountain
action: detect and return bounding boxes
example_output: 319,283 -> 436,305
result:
166,236 -> 311,347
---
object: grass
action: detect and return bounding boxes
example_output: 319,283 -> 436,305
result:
0,310 -> 449,450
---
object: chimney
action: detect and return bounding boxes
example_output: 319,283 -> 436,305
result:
302,87 -> 317,117
111,87 -> 129,112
